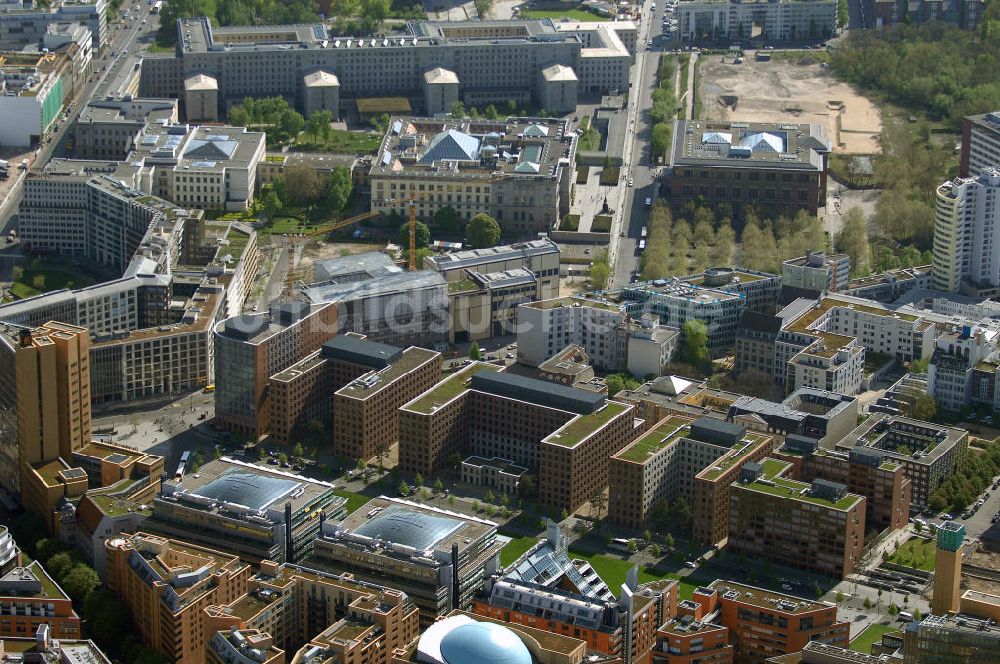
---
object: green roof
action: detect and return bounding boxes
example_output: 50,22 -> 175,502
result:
742,477 -> 863,510
617,417 -> 691,463
545,401 -> 630,448
405,363 -> 502,414
449,278 -> 479,293
761,458 -> 790,479
699,434 -> 770,480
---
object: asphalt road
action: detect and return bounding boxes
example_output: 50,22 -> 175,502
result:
609,0 -> 667,287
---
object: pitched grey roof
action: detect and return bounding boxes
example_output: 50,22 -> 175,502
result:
419,129 -> 480,164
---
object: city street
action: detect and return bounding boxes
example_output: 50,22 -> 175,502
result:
607,0 -> 668,287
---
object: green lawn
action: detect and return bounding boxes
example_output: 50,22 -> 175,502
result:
520,8 -> 607,21
567,548 -> 696,599
850,623 -> 897,654
886,537 -> 936,572
296,129 -> 383,154
333,489 -> 372,515
500,536 -> 539,566
11,263 -> 100,300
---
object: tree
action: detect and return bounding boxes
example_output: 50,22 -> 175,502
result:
590,489 -> 607,519
838,207 -> 871,276
60,564 -> 100,603
293,442 -> 304,458
628,539 -> 638,553
469,341 -> 482,360
836,590 -> 845,604
450,101 -> 467,117
665,533 -> 675,549
326,166 -> 353,213
356,457 -> 366,473
399,481 -> 411,496
32,274 -> 46,291
263,190 -> 283,221
414,472 -> 424,488
518,474 -> 536,498
678,319 -> 710,366
914,520 -> 923,533
259,448 -> 267,461
913,608 -> 922,621
399,221 -> 431,249
485,488 -> 495,504
909,393 -> 938,422
433,206 -> 460,232
467,213 -> 501,248
650,543 -> 661,557
46,552 -> 74,580
305,110 -> 333,143
277,452 -> 288,466
359,0 -> 390,30
434,478 -> 444,493
642,529 -> 653,543
472,499 -> 481,512
863,597 -> 872,610
278,110 -> 305,140
285,163 -> 325,204
213,447 -> 222,460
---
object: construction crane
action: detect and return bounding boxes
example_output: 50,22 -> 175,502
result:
281,192 -> 432,299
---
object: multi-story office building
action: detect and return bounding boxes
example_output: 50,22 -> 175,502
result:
0,65 -> 66,147
206,629 -> 284,664
668,120 -> 830,216
676,0 -> 837,43
128,122 -> 266,211
961,111 -> 1000,178
518,297 -> 630,370
774,436 -> 911,533
727,388 -> 858,445
0,561 -> 81,640
0,632 -> 112,663
139,18 -> 634,119
679,267 -> 782,315
733,310 -> 783,376
692,582 -> 849,664
399,364 -> 639,512
932,168 -> 1000,295
213,302 -> 340,440
902,613 -> 1000,664
836,414 -> 968,508
308,496 -> 502,626
928,324 -> 1000,412
449,268 -> 545,342
297,252 -> 449,349
104,532 -> 252,664
609,415 -> 773,542
652,616 -> 732,664
729,461 -> 867,578
371,117 -> 576,234
268,334 -> 440,450
0,0 -> 106,50
867,0 -> 984,32
148,458 -> 346,564
426,238 -> 560,295
204,560 -> 420,663
843,265 -> 933,302
74,96 -> 178,159
475,523 -> 676,664
782,252 -> 851,293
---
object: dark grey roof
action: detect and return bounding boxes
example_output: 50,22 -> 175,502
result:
778,285 -> 824,307
470,371 -> 605,415
738,310 -> 782,335
223,314 -> 268,339
784,434 -> 819,455
849,446 -> 886,467
273,302 -> 310,325
321,335 -> 402,368
811,478 -> 848,502
690,417 -> 745,445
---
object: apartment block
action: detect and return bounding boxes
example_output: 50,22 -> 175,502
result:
75,96 -> 178,160
207,629 -> 283,664
371,117 -> 576,233
928,324 -> 1000,412
782,252 -> 851,293
774,436 -> 911,533
836,414 -> 968,508
308,496 -> 502,626
518,297 -> 629,371
0,0 -> 107,50
692,582 -> 849,664
0,633 -> 111,663
609,416 -> 772,543
932,168 -> 1000,295
868,0 -> 984,31
668,120 -> 830,217
474,523 -> 676,664
677,0 -> 837,43
204,560 -> 420,663
0,561 -> 81,640
652,616 -> 732,664
139,18 -> 634,118
104,533 -> 252,664
729,461 -> 867,578
961,111 -> 1000,178
399,364 -> 639,513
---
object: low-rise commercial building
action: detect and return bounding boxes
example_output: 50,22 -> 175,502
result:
0,561 -> 81,640
308,496 -> 502,626
835,414 -> 968,508
148,458 -> 346,564
668,120 -> 830,217
371,117 -> 576,234
400,364 -> 639,512
104,532 -> 252,664
729,461 -> 867,578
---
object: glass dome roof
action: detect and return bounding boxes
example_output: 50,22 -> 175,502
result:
439,623 -> 532,664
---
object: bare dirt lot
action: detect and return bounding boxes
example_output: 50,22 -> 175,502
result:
697,55 -> 882,154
